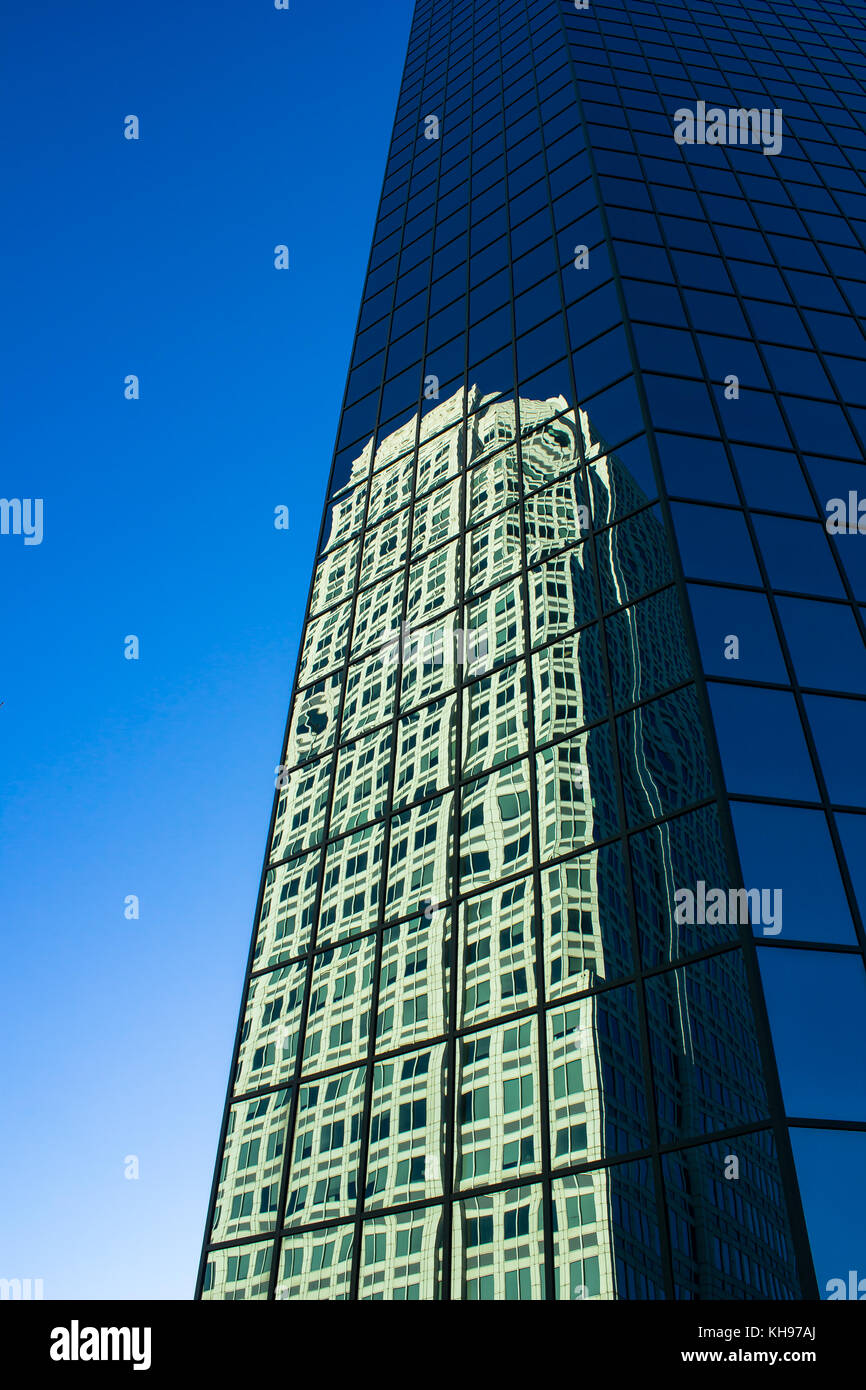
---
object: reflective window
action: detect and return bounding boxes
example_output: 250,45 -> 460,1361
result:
648,951 -> 772,1144
804,694 -> 866,807
777,598 -> 866,695
553,1163 -> 665,1300
672,504 -> 761,585
663,1134 -> 799,1300
452,1186 -> 545,1300
753,515 -> 846,598
731,802 -> 859,946
760,950 -> 866,1122
709,685 -> 819,801
688,584 -> 788,684
791,1130 -> 866,1301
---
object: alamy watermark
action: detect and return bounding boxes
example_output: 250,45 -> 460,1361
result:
673,101 -> 783,156
376,621 -> 489,672
0,1277 -> 44,1300
674,881 -> 783,936
826,1271 -> 866,1300
0,497 -> 43,545
50,1322 -> 152,1371
826,492 -> 866,534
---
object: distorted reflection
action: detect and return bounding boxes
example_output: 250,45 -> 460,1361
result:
203,385 -> 800,1300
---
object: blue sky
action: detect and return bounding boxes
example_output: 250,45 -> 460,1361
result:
0,0 -> 411,1300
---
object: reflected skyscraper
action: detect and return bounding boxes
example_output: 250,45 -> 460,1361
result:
199,387 -> 800,1300
199,0 -> 866,1300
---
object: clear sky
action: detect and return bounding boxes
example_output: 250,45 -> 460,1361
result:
1,0 -> 411,1300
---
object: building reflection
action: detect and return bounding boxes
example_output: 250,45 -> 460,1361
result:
202,386 -> 801,1300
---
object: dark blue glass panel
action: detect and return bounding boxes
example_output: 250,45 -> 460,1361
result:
791,1130 -> 866,1301
580,376 -> 645,451
688,585 -> 788,683
700,335 -> 770,391
573,325 -> 632,401
685,289 -> 749,336
783,398 -> 862,461
764,346 -> 835,398
657,436 -> 738,504
753,515 -> 846,598
777,597 -> 866,695
643,376 -> 718,435
633,325 -> 701,378
709,685 -> 819,801
732,445 -> 815,517
672,504 -> 761,585
759,949 -> 866,1122
721,390 -> 791,449
468,306 -> 511,367
836,813 -> 866,930
621,278 -> 683,324
804,694 -> 866,808
731,802 -> 858,945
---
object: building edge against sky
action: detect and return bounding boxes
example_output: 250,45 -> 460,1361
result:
198,0 -> 866,1300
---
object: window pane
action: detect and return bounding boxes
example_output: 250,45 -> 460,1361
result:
759,949 -> 866,1121
804,694 -> 866,807
688,585 -> 788,683
791,1129 -> 866,1301
731,802 -> 858,945
709,685 -> 818,801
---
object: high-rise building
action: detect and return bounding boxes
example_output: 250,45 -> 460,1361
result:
198,0 -> 866,1301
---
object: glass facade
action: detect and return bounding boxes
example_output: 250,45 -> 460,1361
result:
198,0 -> 866,1301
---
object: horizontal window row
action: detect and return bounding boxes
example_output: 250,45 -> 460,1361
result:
204,1121 -> 866,1299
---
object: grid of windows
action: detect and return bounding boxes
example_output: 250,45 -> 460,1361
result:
199,0 -> 866,1300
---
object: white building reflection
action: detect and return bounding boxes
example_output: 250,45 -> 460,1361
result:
203,387 -> 800,1301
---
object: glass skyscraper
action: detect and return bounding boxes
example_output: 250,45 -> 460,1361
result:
198,0 -> 866,1301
